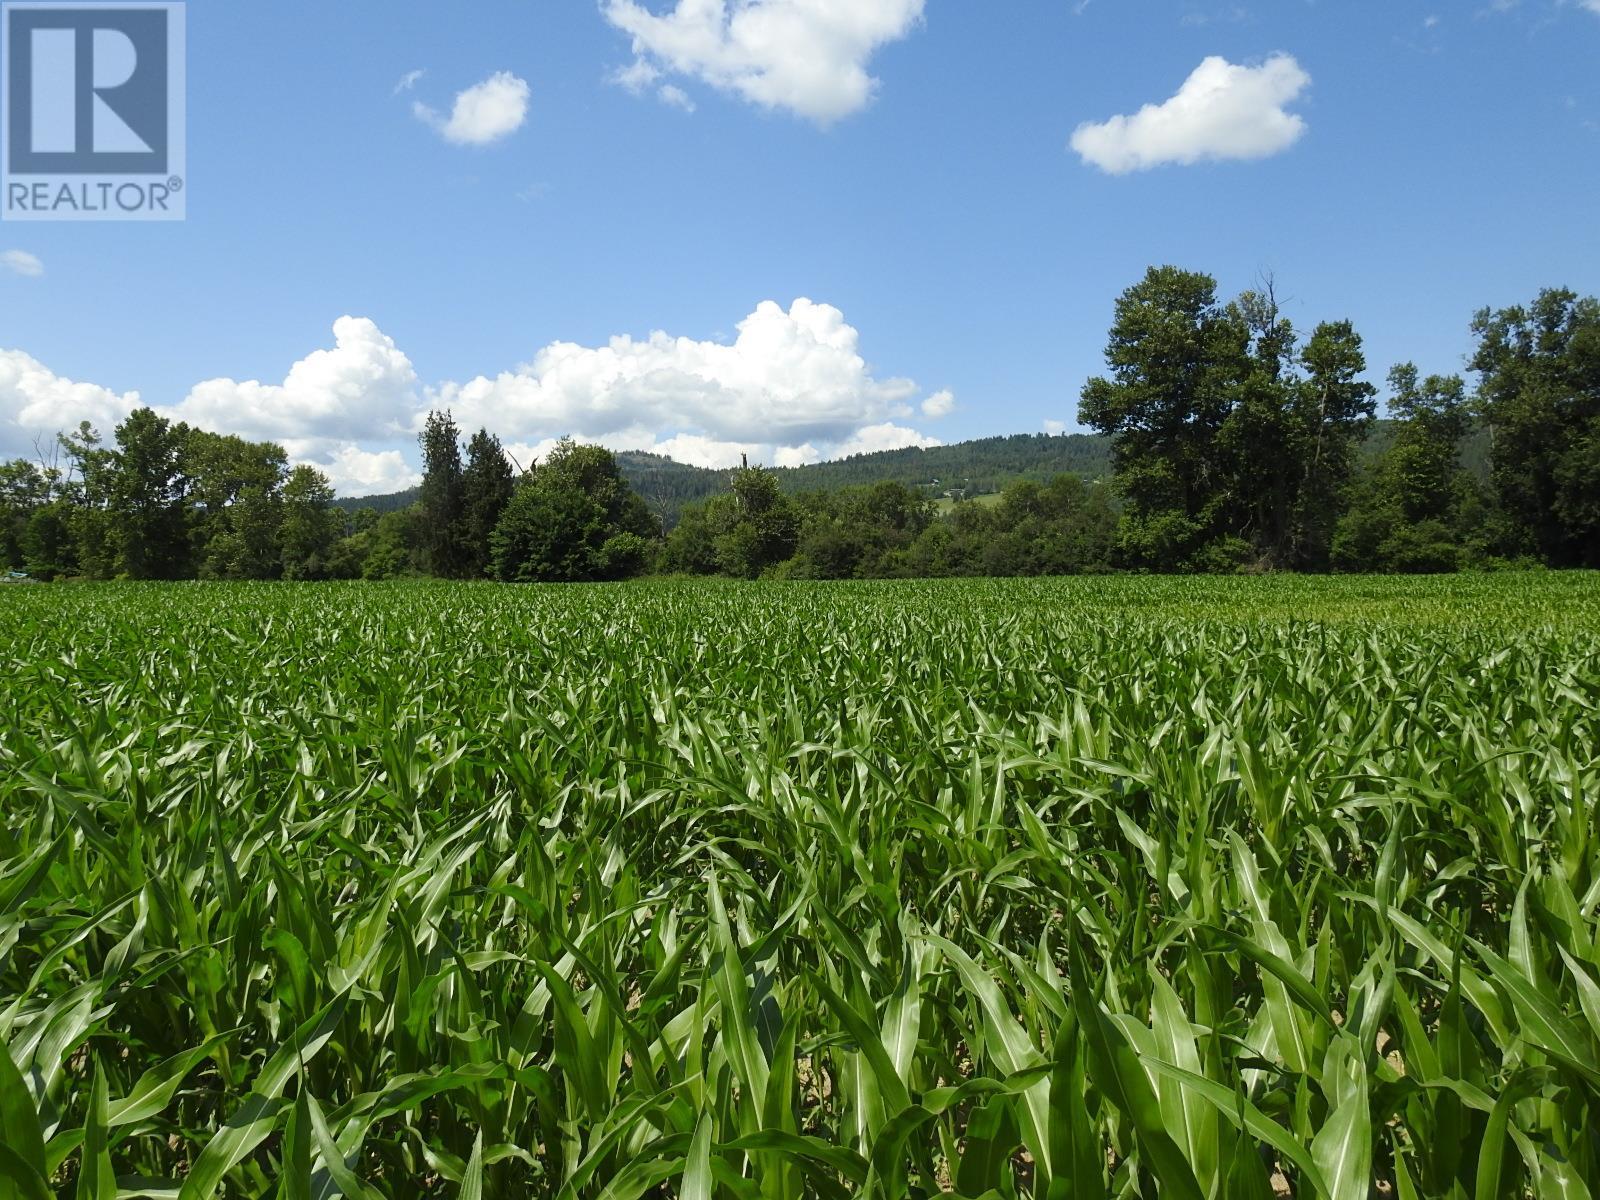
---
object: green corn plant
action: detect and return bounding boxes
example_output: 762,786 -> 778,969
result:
0,574 -> 1596,1196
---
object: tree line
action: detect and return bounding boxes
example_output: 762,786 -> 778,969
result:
1,415 -> 347,582
3,269 -> 1594,582
0,406 -> 662,584
657,270 -> 1596,579
1073,268 -> 1597,573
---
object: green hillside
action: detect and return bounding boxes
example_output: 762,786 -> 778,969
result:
335,432 -> 1115,523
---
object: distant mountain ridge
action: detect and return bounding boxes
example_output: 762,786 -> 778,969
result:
333,432 -> 1116,524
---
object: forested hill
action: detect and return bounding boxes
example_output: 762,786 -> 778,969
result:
333,432 -> 1116,520
331,422 -> 1492,529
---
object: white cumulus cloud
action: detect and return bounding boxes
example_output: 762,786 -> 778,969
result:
774,443 -> 822,467
166,317 -> 419,448
2,299 -> 945,490
414,71 -> 530,145
833,422 -> 940,458
297,444 -> 421,496
0,349 -> 139,458
2,250 -> 44,278
430,298 -> 943,467
652,433 -> 764,469
1071,53 -> 1311,174
602,0 -> 925,123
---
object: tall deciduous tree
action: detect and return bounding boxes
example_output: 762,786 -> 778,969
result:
1385,365 -> 1470,525
3,442 -> 77,578
280,465 -> 341,580
1471,288 -> 1600,567
1290,321 -> 1378,568
1079,267 -> 1251,569
714,465 -> 800,578
1216,283 -> 1301,566
0,459 -> 47,570
110,408 -> 191,580
56,423 -> 117,579
1082,267 -> 1377,571
184,430 -> 288,579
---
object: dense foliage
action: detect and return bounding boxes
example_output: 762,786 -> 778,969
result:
1071,269 -> 1595,574
1078,270 -> 1374,571
2,574 -> 1598,1197
1470,289 -> 1600,568
489,438 -> 658,583
664,473 -> 1117,580
0,416 -> 649,586
1,416 -> 343,582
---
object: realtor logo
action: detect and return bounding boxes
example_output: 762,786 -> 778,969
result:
2,2 -> 185,220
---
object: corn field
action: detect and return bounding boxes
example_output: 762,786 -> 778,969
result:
2,574 -> 1599,1199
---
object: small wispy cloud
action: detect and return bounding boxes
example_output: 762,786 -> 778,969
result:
1,250 -> 43,278
657,84 -> 696,112
611,60 -> 696,112
609,59 -> 660,94
393,69 -> 425,95
1180,5 -> 1250,27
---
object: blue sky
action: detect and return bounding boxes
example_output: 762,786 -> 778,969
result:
2,0 -> 1598,494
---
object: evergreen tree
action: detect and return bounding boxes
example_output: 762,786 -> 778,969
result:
460,429 -> 516,578
417,409 -> 466,578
